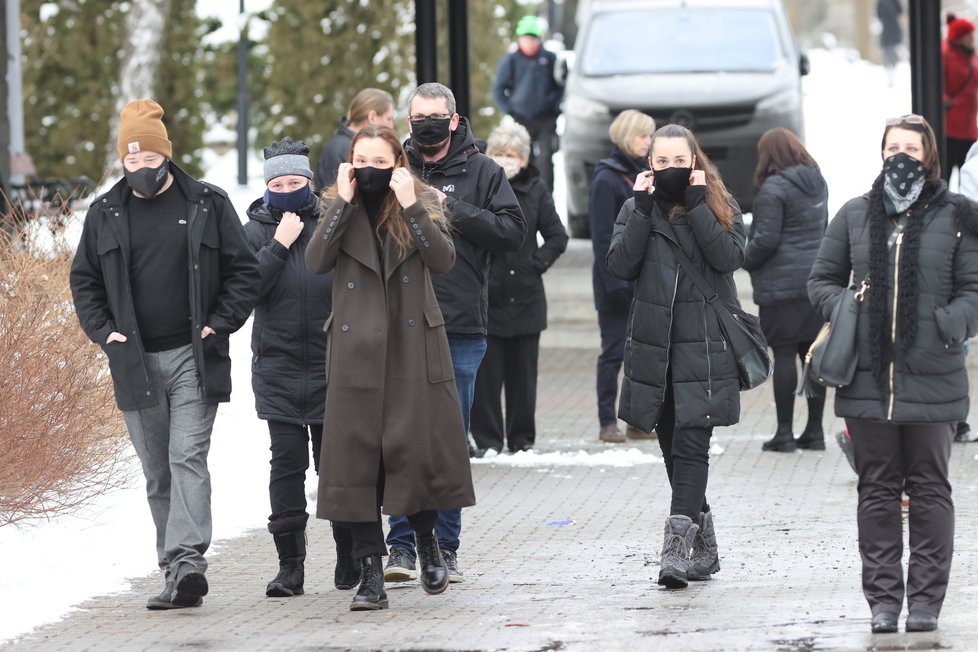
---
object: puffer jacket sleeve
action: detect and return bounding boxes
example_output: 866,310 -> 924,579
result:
808,200 -> 856,321
243,219 -> 289,302
686,192 -> 746,273
936,197 -> 978,343
607,197 -> 653,281
742,180 -> 784,271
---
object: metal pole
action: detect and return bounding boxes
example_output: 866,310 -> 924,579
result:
447,1 -> 470,118
236,0 -> 249,186
909,0 -> 944,173
6,0 -> 26,186
415,0 -> 438,84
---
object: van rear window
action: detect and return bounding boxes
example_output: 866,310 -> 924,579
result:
580,7 -> 783,76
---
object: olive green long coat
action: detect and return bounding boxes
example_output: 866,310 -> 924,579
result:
305,196 -> 476,522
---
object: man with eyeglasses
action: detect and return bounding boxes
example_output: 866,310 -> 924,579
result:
384,82 -> 526,587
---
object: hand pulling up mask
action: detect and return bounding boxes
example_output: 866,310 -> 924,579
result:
265,184 -> 312,213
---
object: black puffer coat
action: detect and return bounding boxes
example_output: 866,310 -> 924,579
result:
487,164 -> 568,336
743,165 -> 828,306
808,183 -> 978,424
607,191 -> 747,432
243,195 -> 333,425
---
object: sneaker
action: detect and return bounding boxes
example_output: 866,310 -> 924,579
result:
955,421 -> 978,442
442,549 -> 464,583
383,547 -> 418,582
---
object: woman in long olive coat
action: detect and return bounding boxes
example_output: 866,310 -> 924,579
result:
304,166 -> 476,527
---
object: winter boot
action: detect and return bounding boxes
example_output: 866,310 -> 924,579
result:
657,515 -> 699,589
350,555 -> 388,611
415,530 -> 449,595
332,524 -> 360,590
762,423 -> 797,452
266,529 -> 306,597
796,420 -> 826,450
687,511 -> 720,580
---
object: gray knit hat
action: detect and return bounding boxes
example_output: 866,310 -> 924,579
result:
263,137 -> 313,183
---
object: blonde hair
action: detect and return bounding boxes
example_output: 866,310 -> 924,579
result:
347,89 -> 394,127
486,123 -> 531,159
608,110 -> 656,154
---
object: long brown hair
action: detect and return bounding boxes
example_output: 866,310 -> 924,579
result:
321,125 -> 447,257
880,116 -> 942,182
650,124 -> 734,230
753,127 -> 818,186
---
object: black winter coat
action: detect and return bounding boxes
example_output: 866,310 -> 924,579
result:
589,147 -> 647,312
808,183 -> 978,424
743,165 -> 828,306
314,123 -> 355,190
243,195 -> 334,425
607,191 -> 746,432
70,164 -> 260,411
487,164 -> 568,336
406,117 -> 527,335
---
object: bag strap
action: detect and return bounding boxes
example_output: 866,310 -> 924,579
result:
663,237 -> 721,304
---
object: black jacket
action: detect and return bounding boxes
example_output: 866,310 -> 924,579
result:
493,48 -> 563,122
314,123 -> 355,190
487,164 -> 568,336
743,165 -> 828,306
589,147 -> 647,312
70,164 -> 260,411
808,184 -> 978,423
243,195 -> 333,425
607,190 -> 746,432
406,117 -> 526,334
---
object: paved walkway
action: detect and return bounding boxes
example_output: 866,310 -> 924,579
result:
6,242 -> 978,651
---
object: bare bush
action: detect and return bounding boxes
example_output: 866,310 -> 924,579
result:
0,221 -> 132,527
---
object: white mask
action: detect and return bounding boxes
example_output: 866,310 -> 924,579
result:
492,156 -> 522,180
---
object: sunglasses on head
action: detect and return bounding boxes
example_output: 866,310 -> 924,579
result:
885,114 -> 926,126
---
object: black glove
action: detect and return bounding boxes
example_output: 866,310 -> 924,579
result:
633,189 -> 654,216
684,185 -> 707,209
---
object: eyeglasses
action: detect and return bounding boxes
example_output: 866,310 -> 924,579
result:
409,113 -> 452,123
885,114 -> 926,126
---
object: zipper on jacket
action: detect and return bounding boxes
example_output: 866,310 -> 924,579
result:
703,299 -> 712,398
887,230 -> 903,421
662,267 -> 680,392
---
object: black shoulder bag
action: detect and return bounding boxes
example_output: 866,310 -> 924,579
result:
665,238 -> 772,391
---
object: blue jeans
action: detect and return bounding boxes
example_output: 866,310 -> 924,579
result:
387,333 -> 487,558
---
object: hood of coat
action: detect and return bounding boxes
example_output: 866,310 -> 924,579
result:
405,116 -> 480,174
594,146 -> 647,179
246,193 -> 321,225
777,164 -> 827,199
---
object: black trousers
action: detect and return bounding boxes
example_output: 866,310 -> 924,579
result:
516,115 -> 558,192
267,420 -> 322,527
334,458 -> 438,561
656,382 -> 712,520
847,418 -> 954,618
596,309 -> 628,427
771,343 -> 825,427
944,137 -> 975,183
471,333 -> 541,452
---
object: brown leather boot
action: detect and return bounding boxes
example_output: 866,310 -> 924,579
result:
598,424 -> 625,443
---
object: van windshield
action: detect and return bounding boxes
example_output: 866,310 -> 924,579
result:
580,7 -> 784,76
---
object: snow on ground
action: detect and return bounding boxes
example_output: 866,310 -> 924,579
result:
0,47 -> 915,642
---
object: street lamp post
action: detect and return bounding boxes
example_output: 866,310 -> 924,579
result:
237,0 -> 249,186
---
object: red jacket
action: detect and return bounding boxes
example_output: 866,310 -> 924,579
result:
944,40 -> 978,140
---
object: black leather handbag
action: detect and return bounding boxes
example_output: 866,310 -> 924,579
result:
798,278 -> 869,396
666,239 -> 772,391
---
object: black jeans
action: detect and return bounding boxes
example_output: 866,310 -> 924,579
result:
771,343 -> 825,427
596,309 -> 628,427
847,418 -> 954,617
656,383 -> 712,520
471,333 -> 541,452
267,420 -> 322,527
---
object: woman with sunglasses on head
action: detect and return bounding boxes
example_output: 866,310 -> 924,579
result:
305,125 -> 475,611
809,114 -> 978,634
607,123 -> 746,589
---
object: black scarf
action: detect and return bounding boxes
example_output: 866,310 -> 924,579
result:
866,173 -> 935,396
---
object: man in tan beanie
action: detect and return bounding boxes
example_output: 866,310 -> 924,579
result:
70,99 -> 259,610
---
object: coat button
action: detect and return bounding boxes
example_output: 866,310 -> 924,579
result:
202,207 -> 208,212
341,324 -> 350,332
509,269 -> 516,275
402,275 -> 409,283
347,281 -> 355,289
510,297 -> 516,303
423,242 -> 430,247
408,319 -> 416,326
146,390 -> 151,396
193,264 -> 199,270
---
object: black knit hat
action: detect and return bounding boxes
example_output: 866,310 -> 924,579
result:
263,137 -> 313,183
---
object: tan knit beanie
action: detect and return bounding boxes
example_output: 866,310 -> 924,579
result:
117,99 -> 173,160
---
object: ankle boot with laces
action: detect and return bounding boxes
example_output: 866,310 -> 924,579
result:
350,555 -> 388,611
658,515 -> 699,589
415,531 -> 449,595
688,511 -> 720,580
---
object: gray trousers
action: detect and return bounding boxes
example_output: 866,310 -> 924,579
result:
123,344 -> 217,582
847,418 -> 955,617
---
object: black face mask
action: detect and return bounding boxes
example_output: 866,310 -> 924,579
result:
125,160 -> 170,198
883,152 -> 924,197
652,166 -> 692,203
411,117 -> 452,147
354,166 -> 394,196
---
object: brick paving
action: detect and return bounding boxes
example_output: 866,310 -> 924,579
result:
5,241 -> 978,651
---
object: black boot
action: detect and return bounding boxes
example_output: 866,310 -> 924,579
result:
266,530 -> 305,597
762,423 -> 797,452
332,524 -> 360,590
350,555 -> 388,611
796,421 -> 826,450
415,531 -> 449,595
